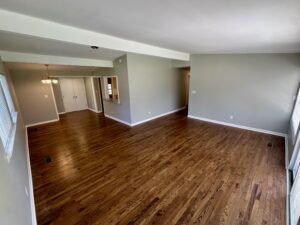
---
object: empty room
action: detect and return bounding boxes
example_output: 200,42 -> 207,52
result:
0,1 -> 299,225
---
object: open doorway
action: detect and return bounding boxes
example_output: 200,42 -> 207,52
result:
180,67 -> 190,110
93,77 -> 104,113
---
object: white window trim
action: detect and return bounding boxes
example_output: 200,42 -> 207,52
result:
4,116 -> 17,160
0,74 -> 18,160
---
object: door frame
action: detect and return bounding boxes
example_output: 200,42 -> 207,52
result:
91,76 -> 105,113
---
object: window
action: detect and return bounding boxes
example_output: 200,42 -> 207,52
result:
291,87 -> 300,144
108,83 -> 112,95
0,75 -> 17,158
103,76 -> 120,103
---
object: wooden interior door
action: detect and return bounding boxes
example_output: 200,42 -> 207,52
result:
60,78 -> 77,112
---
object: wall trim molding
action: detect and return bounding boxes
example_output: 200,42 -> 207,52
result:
88,108 -> 102,113
58,112 -> 66,115
104,107 -> 186,127
131,107 -> 186,126
188,114 -> 287,137
25,118 -> 59,128
104,114 -> 131,126
25,129 -> 37,225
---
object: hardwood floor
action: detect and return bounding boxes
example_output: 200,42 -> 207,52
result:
28,110 -> 286,225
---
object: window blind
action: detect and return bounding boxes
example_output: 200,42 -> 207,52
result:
292,95 -> 300,144
0,76 -> 15,115
0,84 -> 13,149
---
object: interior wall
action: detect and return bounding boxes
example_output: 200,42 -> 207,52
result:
100,55 -> 132,123
10,70 -> 58,126
0,59 -> 33,225
127,53 -> 186,124
189,54 -> 300,134
84,77 -> 96,111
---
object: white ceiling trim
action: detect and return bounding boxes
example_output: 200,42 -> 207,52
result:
0,50 -> 113,67
0,9 -> 190,61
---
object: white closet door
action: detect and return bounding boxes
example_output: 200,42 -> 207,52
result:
73,78 -> 88,110
60,78 -> 77,112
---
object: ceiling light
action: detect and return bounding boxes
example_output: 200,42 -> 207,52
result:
41,65 -> 59,84
52,79 -> 58,84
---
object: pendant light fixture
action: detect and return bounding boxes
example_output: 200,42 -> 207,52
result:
41,65 -> 58,84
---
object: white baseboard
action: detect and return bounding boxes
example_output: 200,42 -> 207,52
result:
131,107 -> 186,126
88,108 -> 102,113
25,119 -> 59,128
25,129 -> 37,225
104,114 -> 131,126
58,112 -> 66,115
188,115 -> 287,137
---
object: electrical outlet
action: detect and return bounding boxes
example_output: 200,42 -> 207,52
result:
148,111 -> 152,115
192,90 -> 197,94
230,115 -> 234,120
44,94 -> 49,98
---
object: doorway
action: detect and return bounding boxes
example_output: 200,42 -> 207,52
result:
92,77 -> 104,113
179,67 -> 190,109
59,78 -> 88,112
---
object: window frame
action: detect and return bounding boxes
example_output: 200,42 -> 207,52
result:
0,74 -> 17,159
290,87 -> 300,144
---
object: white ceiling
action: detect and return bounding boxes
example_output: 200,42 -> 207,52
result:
0,31 -> 125,60
0,0 -> 299,54
5,62 -> 99,72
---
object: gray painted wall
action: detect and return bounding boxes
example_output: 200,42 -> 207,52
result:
84,77 -> 96,110
0,59 -> 33,225
101,55 -> 132,123
172,59 -> 191,68
10,70 -> 58,126
189,54 -> 300,134
94,67 -> 114,76
127,53 -> 186,123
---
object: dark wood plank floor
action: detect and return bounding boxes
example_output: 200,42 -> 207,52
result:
28,110 -> 286,225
